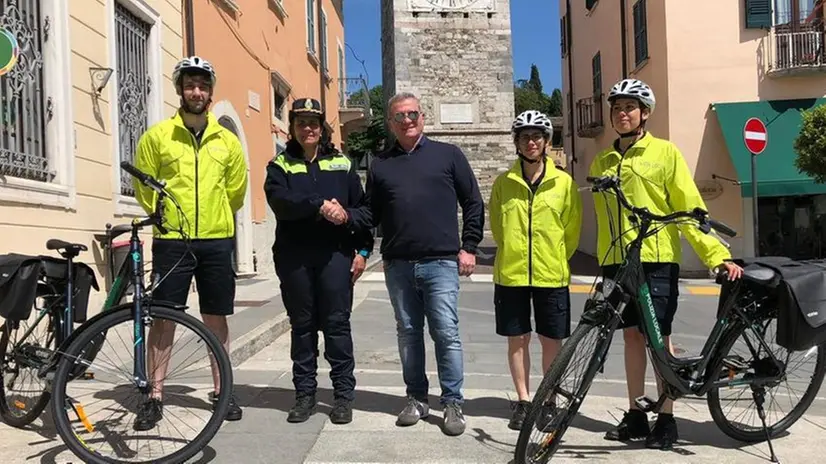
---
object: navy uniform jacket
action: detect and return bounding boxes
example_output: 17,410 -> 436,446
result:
264,147 -> 373,257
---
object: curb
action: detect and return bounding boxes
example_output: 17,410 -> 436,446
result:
227,282 -> 375,368
229,311 -> 292,367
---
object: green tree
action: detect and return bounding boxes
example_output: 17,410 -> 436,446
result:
344,84 -> 387,161
513,64 -> 562,117
794,103 -> 826,183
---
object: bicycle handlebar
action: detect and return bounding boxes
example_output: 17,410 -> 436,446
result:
585,175 -> 737,239
120,161 -> 169,235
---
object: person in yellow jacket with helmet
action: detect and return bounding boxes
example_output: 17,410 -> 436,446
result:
489,110 -> 583,431
132,55 -> 247,431
592,78 -> 743,449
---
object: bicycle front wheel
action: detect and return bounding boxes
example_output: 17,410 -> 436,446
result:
514,319 -> 616,464
50,305 -> 233,464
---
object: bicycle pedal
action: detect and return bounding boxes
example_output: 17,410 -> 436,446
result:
634,395 -> 657,412
722,356 -> 750,372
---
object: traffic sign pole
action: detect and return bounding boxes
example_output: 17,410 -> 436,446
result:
743,117 -> 767,257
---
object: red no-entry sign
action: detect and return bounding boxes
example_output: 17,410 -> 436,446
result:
743,117 -> 767,155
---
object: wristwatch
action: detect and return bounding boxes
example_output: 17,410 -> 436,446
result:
358,249 -> 370,258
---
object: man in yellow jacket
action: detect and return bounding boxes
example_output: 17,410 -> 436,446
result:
489,110 -> 582,431
592,78 -> 742,449
131,56 -> 248,431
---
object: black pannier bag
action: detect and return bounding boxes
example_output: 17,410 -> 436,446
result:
0,254 -> 45,321
38,256 -> 100,323
773,259 -> 826,351
747,258 -> 826,351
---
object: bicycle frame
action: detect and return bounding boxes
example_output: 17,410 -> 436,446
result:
603,199 -> 786,402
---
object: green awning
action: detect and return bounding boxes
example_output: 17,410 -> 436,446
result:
711,98 -> 826,198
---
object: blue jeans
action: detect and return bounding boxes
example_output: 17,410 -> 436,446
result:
383,258 -> 464,405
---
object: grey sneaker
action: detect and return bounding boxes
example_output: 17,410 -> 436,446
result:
396,396 -> 429,426
443,403 -> 466,436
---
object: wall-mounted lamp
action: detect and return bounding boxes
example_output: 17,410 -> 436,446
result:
89,67 -> 114,95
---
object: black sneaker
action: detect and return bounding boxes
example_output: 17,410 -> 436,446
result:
329,398 -> 353,424
210,391 -> 242,421
133,398 -> 163,431
645,413 -> 678,450
287,393 -> 317,423
508,400 -> 530,430
604,409 -> 650,441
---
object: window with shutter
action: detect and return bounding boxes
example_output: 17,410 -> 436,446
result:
633,0 -> 649,66
560,15 -> 569,57
745,0 -> 772,29
592,52 -> 602,97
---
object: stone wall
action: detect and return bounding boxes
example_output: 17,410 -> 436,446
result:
381,1 -> 516,230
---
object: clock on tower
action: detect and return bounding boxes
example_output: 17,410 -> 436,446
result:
408,0 -> 495,11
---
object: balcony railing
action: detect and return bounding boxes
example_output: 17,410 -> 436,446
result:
576,93 -> 604,138
766,28 -> 826,76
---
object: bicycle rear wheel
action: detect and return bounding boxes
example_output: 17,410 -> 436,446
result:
707,316 -> 826,443
514,318 -> 616,463
0,305 -> 56,427
50,305 -> 232,464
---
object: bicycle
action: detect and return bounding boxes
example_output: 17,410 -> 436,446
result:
0,161 -> 233,464
514,175 -> 826,464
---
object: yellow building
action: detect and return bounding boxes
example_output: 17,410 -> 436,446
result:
561,0 -> 826,273
0,0 -> 183,310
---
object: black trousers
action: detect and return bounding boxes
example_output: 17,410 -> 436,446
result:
275,250 -> 356,401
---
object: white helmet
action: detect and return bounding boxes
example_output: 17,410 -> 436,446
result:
607,78 -> 655,113
512,110 -> 553,136
173,56 -> 216,87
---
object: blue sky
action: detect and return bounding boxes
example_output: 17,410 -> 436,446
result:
343,0 -> 561,92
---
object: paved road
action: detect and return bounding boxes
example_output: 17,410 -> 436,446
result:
208,279 -> 826,464
2,278 -> 825,463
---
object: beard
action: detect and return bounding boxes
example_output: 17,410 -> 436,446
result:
181,97 -> 210,115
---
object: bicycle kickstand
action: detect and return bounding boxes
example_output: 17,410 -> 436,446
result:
752,387 -> 780,463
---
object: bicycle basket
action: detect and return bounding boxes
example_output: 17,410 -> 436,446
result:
39,256 -> 100,323
0,254 -> 45,321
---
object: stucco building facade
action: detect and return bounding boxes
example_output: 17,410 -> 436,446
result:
191,0 -> 368,276
561,0 -> 826,273
0,0 -> 184,310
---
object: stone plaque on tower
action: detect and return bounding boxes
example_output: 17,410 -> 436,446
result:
381,0 -> 516,229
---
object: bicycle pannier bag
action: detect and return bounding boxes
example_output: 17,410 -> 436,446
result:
0,254 -> 44,321
771,259 -> 826,351
38,256 -> 100,323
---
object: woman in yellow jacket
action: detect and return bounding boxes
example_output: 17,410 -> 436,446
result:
489,110 -> 583,430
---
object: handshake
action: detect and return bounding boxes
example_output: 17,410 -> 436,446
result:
320,198 -> 348,225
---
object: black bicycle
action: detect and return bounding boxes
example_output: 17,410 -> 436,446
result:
0,162 -> 233,463
514,175 -> 826,464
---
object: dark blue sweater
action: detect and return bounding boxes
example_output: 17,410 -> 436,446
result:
348,136 -> 485,260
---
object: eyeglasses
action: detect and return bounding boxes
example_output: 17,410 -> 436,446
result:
518,133 -> 545,143
392,111 -> 421,123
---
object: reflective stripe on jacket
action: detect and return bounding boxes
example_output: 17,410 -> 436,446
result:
133,111 -> 248,240
589,132 -> 730,269
264,148 -> 374,254
489,160 -> 583,288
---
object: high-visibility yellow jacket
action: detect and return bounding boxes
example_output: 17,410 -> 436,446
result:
489,160 -> 583,288
589,132 -> 730,269
133,111 -> 248,240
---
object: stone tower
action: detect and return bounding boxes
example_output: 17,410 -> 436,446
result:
381,0 -> 516,229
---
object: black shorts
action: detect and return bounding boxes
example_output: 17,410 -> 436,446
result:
494,285 -> 571,339
602,262 -> 679,336
151,238 -> 237,316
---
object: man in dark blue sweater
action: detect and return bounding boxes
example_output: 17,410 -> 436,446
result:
346,92 -> 485,437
